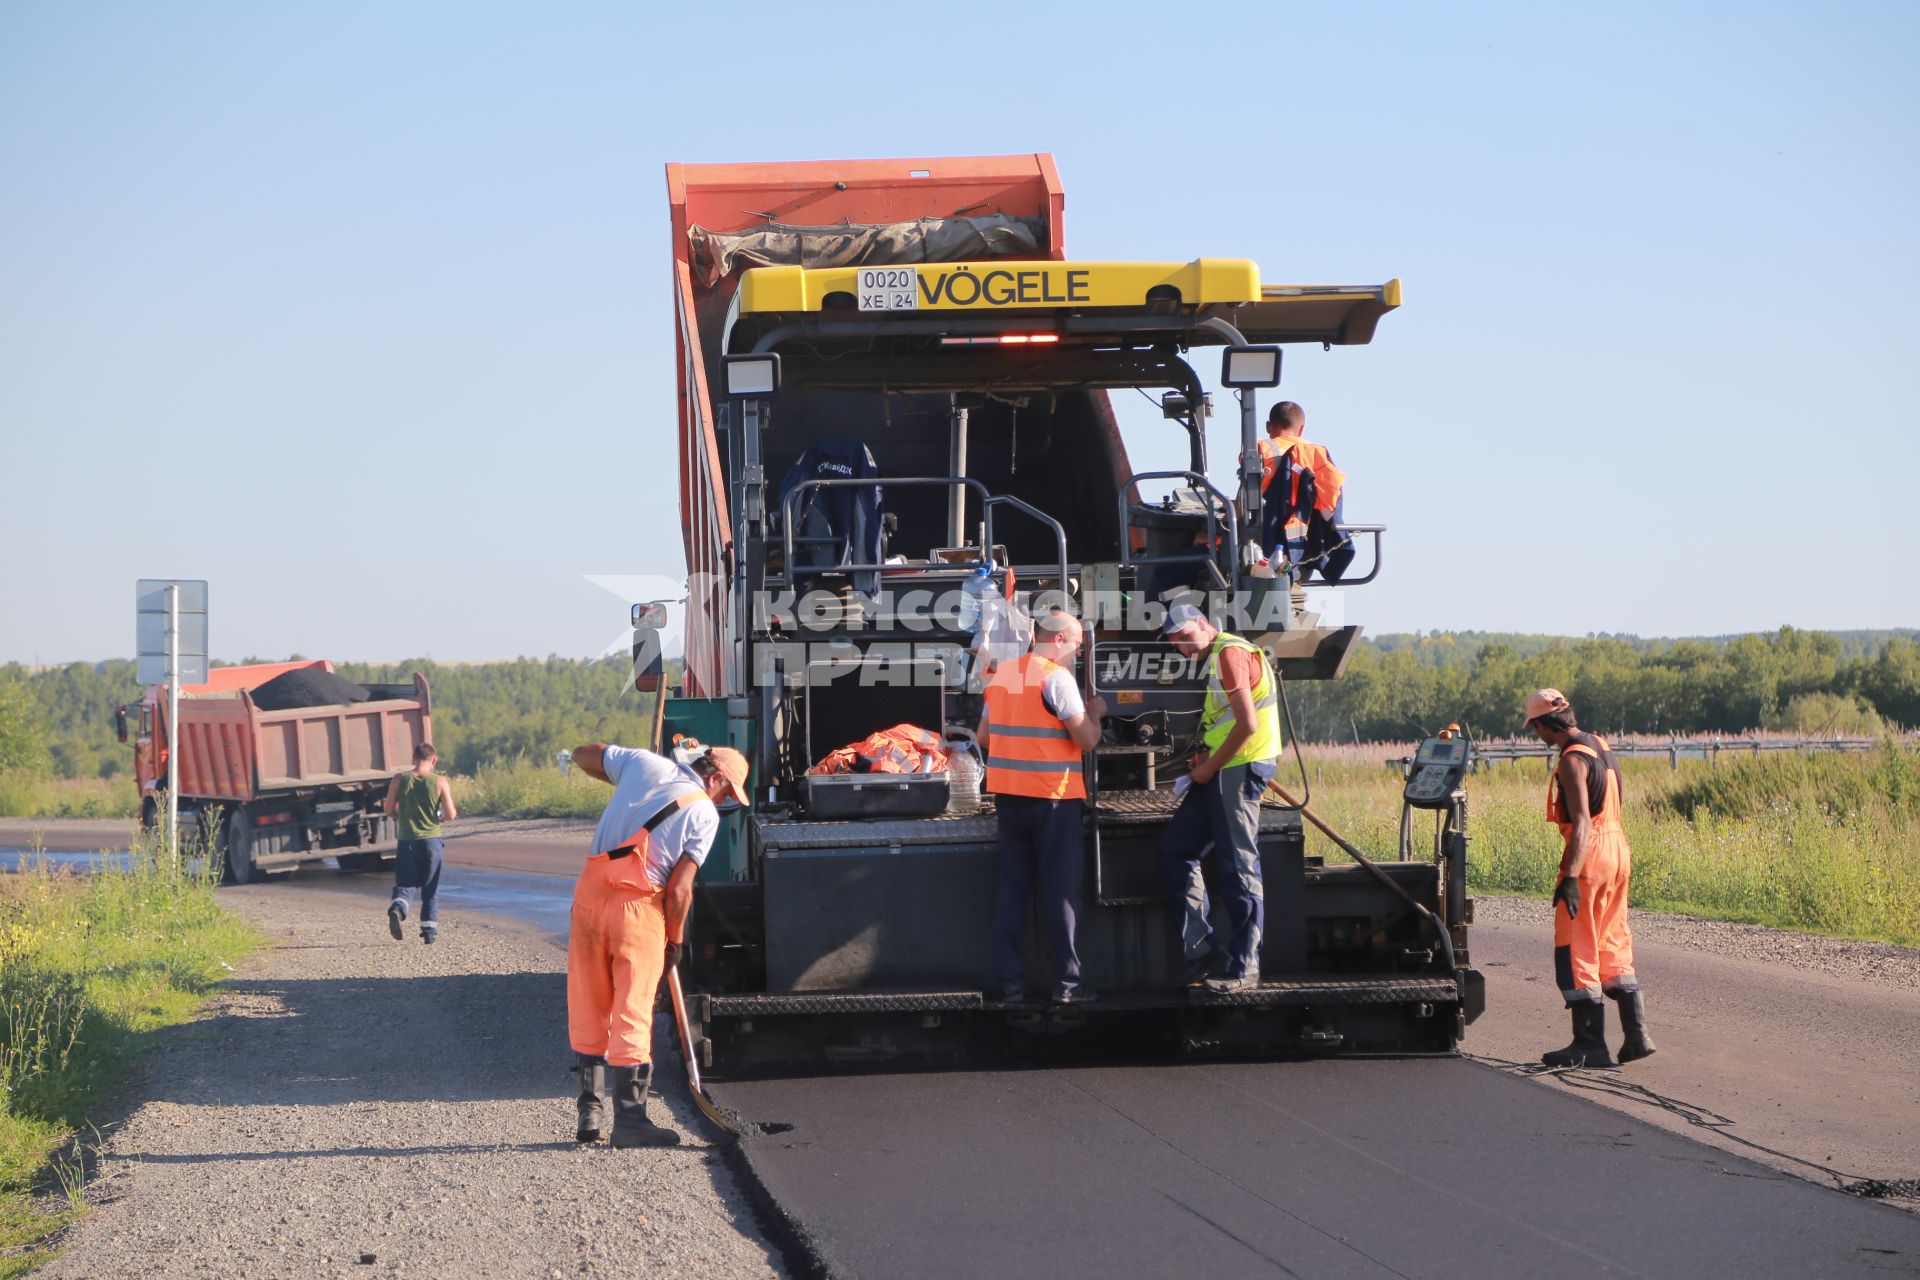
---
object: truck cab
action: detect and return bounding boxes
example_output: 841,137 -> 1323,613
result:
655,156 -> 1475,1072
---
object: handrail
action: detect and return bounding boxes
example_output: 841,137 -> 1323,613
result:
778,478 -> 1071,600
1117,471 -> 1238,592
983,495 -> 1070,606
778,476 -> 990,581
1310,523 -> 1386,588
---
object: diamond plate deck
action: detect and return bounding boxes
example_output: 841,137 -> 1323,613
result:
701,977 -> 1457,1020
756,789 -> 1298,850
706,990 -> 986,1018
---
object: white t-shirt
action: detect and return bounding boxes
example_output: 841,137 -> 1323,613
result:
1039,666 -> 1085,722
591,747 -> 718,890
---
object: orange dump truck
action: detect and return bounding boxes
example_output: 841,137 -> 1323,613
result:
116,660 -> 432,882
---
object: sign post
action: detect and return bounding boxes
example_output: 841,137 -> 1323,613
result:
137,580 -> 208,867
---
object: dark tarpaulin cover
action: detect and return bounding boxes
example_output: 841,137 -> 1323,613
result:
692,215 -> 1045,285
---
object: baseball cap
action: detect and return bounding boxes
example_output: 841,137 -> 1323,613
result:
1161,603 -> 1208,636
706,746 -> 751,806
1524,688 -> 1571,723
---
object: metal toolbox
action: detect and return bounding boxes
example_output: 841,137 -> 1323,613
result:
803,771 -> 952,819
801,657 -> 951,820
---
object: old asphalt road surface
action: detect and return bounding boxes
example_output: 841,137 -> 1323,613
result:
12,817 -> 1920,1277
39,875 -> 787,1280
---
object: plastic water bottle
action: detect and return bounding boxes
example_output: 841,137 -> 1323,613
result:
958,565 -> 995,634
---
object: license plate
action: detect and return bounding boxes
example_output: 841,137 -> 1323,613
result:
856,267 -> 919,312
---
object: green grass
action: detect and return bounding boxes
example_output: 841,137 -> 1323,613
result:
452,756 -> 608,820
0,830 -> 259,1274
1289,744 -> 1920,947
0,773 -> 137,822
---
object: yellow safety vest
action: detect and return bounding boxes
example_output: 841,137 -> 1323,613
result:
1201,633 -> 1282,767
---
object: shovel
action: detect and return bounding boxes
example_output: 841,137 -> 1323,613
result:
665,966 -> 747,1138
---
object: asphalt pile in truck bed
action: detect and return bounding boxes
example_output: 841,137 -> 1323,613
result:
248,668 -> 374,711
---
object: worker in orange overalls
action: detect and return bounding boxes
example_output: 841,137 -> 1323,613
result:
565,739 -> 750,1147
1256,401 -> 1351,583
1525,689 -> 1656,1068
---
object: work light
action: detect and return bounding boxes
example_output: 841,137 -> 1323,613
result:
1221,345 -> 1283,388
723,353 -> 782,398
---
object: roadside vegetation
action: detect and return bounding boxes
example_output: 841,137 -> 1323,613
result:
453,756 -> 609,820
0,829 -> 258,1275
1294,745 -> 1920,947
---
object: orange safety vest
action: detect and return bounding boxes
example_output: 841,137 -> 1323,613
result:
1547,733 -> 1625,830
982,654 -> 1086,801
1261,436 -> 1346,543
809,724 -> 949,776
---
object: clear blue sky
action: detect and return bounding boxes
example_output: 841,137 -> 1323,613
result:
2,1 -> 1916,665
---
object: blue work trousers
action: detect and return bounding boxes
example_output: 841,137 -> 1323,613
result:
391,837 -> 443,927
992,795 -> 1086,998
1159,761 -> 1270,978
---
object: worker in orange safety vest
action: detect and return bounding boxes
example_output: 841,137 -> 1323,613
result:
1256,401 -> 1352,583
978,610 -> 1107,1005
1525,689 -> 1656,1068
565,739 -> 750,1147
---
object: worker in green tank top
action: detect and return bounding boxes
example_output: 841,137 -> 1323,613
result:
382,743 -> 457,943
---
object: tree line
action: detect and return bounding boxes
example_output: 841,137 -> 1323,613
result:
0,656 -> 664,781
1,629 -> 1915,782
1284,628 -> 1920,742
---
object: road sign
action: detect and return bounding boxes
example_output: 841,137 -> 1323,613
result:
137,579 -> 208,685
136,579 -> 207,865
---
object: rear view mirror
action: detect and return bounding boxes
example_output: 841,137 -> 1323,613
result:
115,706 -> 129,744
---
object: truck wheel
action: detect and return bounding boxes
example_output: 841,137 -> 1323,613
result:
140,796 -> 158,831
336,852 -> 386,872
221,810 -> 260,885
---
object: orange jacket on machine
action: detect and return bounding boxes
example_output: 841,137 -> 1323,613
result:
1546,733 -> 1637,1005
982,654 -> 1086,801
808,724 -> 950,776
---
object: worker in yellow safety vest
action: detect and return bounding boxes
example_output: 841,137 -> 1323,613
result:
1158,604 -> 1282,994
1257,401 -> 1352,582
977,610 -> 1107,1005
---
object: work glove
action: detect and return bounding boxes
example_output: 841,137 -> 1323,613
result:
1552,877 -> 1582,921
663,940 -> 684,971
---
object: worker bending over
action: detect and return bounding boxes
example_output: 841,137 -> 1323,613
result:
978,610 -> 1106,1004
1159,605 -> 1282,994
566,739 -> 750,1147
1257,401 -> 1351,583
1525,690 -> 1656,1068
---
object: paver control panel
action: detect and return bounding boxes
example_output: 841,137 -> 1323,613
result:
1404,734 -> 1469,809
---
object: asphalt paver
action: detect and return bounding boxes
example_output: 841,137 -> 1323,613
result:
719,1059 -> 1920,1279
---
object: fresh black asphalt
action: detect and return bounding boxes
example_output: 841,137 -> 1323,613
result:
717,1058 -> 1920,1279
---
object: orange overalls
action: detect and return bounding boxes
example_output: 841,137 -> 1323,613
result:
1548,735 -> 1638,1005
566,791 -> 705,1068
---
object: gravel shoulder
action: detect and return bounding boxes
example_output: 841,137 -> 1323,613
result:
39,879 -> 788,1280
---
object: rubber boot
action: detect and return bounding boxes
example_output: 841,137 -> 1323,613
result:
573,1054 -> 606,1143
1541,1001 -> 1615,1069
1610,989 -> 1657,1063
608,1064 -> 682,1149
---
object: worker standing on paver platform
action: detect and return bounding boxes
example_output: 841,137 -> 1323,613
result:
1525,689 -> 1657,1068
1256,401 -> 1352,583
978,610 -> 1107,1005
566,739 -> 750,1148
1159,605 -> 1282,995
383,743 -> 456,945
